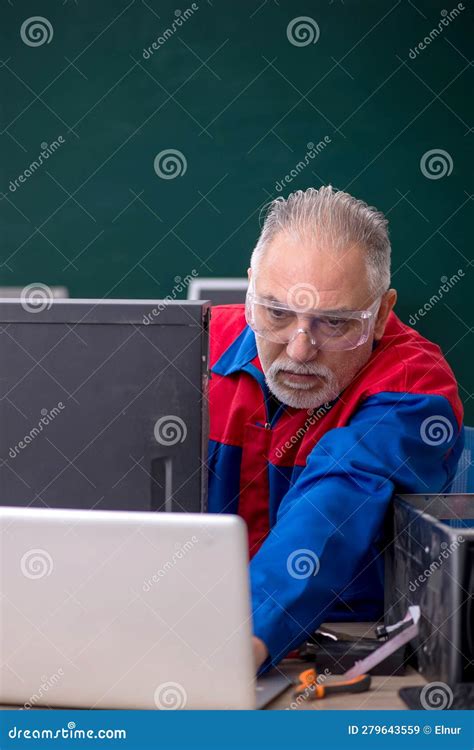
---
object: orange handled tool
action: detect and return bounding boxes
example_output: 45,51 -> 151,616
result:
294,667 -> 371,700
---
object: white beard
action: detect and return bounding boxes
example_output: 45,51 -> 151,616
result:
261,353 -> 342,409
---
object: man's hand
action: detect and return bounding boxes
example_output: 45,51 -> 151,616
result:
252,636 -> 269,671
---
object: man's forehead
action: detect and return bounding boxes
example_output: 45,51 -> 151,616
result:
255,234 -> 371,305
254,283 -> 352,311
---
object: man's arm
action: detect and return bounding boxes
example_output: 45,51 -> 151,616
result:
252,636 -> 268,670
250,392 -> 463,669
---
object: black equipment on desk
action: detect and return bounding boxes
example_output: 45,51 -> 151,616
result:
299,626 -> 407,676
0,299 -> 210,513
384,494 -> 474,684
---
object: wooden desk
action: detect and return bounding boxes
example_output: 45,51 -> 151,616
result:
266,622 -> 426,710
266,663 -> 424,710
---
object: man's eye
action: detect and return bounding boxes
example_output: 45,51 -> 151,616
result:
319,318 -> 352,336
325,318 -> 346,328
268,308 -> 290,320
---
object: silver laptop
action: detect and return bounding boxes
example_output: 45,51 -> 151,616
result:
0,507 -> 290,710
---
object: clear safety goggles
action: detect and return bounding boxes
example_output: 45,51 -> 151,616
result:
245,290 -> 382,351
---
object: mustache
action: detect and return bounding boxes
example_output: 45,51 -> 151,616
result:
268,359 -> 333,379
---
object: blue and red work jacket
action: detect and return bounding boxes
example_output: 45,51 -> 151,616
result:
207,304 -> 464,666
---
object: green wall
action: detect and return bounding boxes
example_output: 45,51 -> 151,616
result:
1,0 -> 472,419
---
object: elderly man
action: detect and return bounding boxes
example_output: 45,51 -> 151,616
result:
207,186 -> 464,671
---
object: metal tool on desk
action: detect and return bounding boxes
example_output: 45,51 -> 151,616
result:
294,668 -> 371,700
344,606 -> 420,679
375,607 -> 417,641
294,606 -> 420,702
299,606 -> 421,675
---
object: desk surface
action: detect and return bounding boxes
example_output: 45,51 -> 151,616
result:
266,622 -> 426,710
267,663 -> 424,710
0,623 -> 425,711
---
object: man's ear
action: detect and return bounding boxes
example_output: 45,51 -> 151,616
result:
247,267 -> 252,282
374,289 -> 397,341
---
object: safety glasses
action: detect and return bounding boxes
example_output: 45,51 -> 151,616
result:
245,289 -> 382,351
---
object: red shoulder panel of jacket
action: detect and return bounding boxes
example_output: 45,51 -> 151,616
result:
209,304 -> 247,366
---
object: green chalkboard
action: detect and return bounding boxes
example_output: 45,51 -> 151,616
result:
1,0 -> 472,419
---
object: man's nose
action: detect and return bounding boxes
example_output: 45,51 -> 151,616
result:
285,328 -> 319,363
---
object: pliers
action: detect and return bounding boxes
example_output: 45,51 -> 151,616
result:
293,667 -> 371,701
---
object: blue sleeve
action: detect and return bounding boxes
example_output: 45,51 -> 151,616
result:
250,392 -> 463,668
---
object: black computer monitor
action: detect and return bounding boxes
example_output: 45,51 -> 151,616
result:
0,299 -> 210,513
